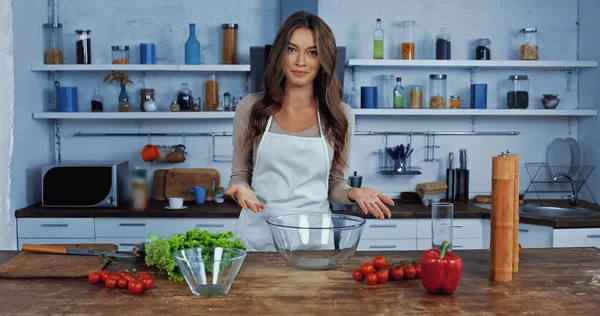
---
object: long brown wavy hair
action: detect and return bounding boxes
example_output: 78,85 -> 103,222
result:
245,11 -> 349,167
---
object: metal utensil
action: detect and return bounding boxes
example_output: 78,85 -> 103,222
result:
22,244 -> 135,258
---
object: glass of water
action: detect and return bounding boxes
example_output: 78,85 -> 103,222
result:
431,202 -> 454,251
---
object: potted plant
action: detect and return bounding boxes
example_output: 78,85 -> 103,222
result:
104,71 -> 133,112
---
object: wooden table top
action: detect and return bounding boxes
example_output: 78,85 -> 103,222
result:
1,248 -> 599,315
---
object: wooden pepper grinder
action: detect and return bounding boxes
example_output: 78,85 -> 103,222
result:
510,153 -> 520,273
490,151 -> 516,282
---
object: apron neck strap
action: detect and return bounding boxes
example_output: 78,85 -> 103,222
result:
265,115 -> 275,132
317,111 -> 325,137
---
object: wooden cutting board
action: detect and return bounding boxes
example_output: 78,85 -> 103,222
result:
151,169 -> 169,201
164,168 -> 220,202
0,243 -> 118,278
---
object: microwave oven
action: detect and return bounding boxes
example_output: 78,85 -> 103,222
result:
41,161 -> 130,208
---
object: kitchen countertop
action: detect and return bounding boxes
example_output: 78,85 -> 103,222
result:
1,248 -> 599,315
15,199 -> 600,229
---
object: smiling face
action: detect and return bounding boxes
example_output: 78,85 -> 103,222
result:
282,27 -> 321,89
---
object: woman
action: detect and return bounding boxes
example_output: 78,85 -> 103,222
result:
226,11 -> 394,252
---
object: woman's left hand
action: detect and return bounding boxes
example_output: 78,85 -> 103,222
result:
348,187 -> 394,220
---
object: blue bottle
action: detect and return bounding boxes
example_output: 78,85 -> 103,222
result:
185,23 -> 201,65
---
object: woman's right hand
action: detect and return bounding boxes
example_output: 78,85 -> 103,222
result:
225,184 -> 266,213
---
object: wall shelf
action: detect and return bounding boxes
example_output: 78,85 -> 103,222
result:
351,109 -> 598,117
32,111 -> 236,120
30,64 -> 251,72
346,59 -> 599,69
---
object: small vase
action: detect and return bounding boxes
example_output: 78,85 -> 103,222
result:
185,23 -> 201,65
118,83 -> 131,112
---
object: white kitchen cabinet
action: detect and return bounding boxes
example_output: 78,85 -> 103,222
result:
416,238 -> 483,250
417,219 -> 482,239
171,218 -> 238,235
17,238 -> 95,250
95,237 -> 147,252
361,219 -> 416,239
358,238 -> 416,251
518,223 -> 553,248
17,218 -> 95,238
553,228 -> 600,248
94,218 -> 171,238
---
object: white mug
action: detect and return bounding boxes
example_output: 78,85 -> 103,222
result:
169,197 -> 184,209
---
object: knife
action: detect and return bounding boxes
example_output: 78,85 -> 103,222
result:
22,244 -> 135,258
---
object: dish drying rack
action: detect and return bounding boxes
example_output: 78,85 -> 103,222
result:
524,162 -> 596,203
375,149 -> 422,175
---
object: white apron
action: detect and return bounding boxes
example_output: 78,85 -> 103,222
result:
235,112 -> 331,252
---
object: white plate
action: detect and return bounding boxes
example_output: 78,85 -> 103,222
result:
546,138 -> 571,168
165,206 -> 188,210
564,137 -> 582,171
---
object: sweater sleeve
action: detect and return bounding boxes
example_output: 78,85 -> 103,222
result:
328,104 -> 355,205
228,94 -> 257,189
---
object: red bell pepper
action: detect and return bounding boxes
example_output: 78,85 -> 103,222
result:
420,241 -> 463,295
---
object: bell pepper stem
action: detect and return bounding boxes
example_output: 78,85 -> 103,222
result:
440,241 -> 450,259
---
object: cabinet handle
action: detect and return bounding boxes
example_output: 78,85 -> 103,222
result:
587,234 -> 600,238
453,245 -> 464,248
453,225 -> 464,228
41,224 -> 68,227
369,224 -> 397,228
519,229 -> 529,233
119,223 -> 146,227
196,224 -> 225,228
119,243 -> 138,247
369,245 -> 398,249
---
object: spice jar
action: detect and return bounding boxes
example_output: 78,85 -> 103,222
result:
177,83 -> 193,111
111,46 -> 129,64
519,28 -> 538,60
435,27 -> 451,60
214,187 -> 225,204
506,75 -> 529,109
400,20 -> 416,60
224,92 -> 231,111
408,85 -> 424,109
450,95 -> 460,109
131,167 -> 148,211
474,38 -> 491,60
91,90 -> 104,112
232,97 -> 239,111
75,30 -> 92,64
222,24 -> 238,64
140,89 -> 155,112
429,74 -> 447,109
205,75 -> 219,111
44,23 -> 63,64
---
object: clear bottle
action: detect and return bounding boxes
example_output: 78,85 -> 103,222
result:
506,75 -> 529,109
519,28 -> 538,60
91,89 -> 103,112
393,77 -> 405,109
44,0 -> 63,64
429,74 -> 447,109
400,20 -> 416,60
435,27 -> 451,60
373,18 -> 384,59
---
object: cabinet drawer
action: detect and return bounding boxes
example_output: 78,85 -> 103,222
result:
171,218 -> 238,235
553,228 -> 600,248
18,218 -> 94,238
357,239 -> 416,251
95,218 -> 171,238
518,223 -> 553,248
95,237 -> 146,252
18,238 -> 95,250
361,219 -> 416,239
417,238 -> 482,250
417,219 -> 482,239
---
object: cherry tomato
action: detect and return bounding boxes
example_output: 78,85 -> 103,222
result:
140,277 -> 154,290
365,273 -> 378,285
403,265 -> 416,279
390,267 -> 404,281
413,262 -> 422,278
99,271 -> 111,283
136,272 -> 150,279
375,270 -> 389,283
105,277 -> 118,289
128,280 -> 144,294
88,272 -> 101,284
117,277 -> 128,289
124,274 -> 137,282
360,262 -> 375,276
352,269 -> 364,282
372,256 -> 387,270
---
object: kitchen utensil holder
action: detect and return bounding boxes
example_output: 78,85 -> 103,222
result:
376,149 -> 422,175
524,163 -> 596,203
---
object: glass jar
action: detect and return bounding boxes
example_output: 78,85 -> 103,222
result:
44,23 -> 63,64
431,202 -> 454,251
429,74 -> 447,109
91,90 -> 104,112
224,92 -> 231,111
435,27 -> 451,60
506,75 -> 529,109
140,89 -> 155,112
393,77 -> 405,109
131,167 -> 148,211
400,20 -> 416,60
214,187 -> 226,204
232,97 -> 239,111
474,38 -> 491,60
450,95 -> 460,109
112,46 -> 130,64
75,30 -> 91,64
378,74 -> 395,108
373,18 -> 384,59
408,85 -> 424,109
519,28 -> 538,60
177,83 -> 193,111
205,75 -> 219,111
222,24 -> 238,64
217,100 -> 225,111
